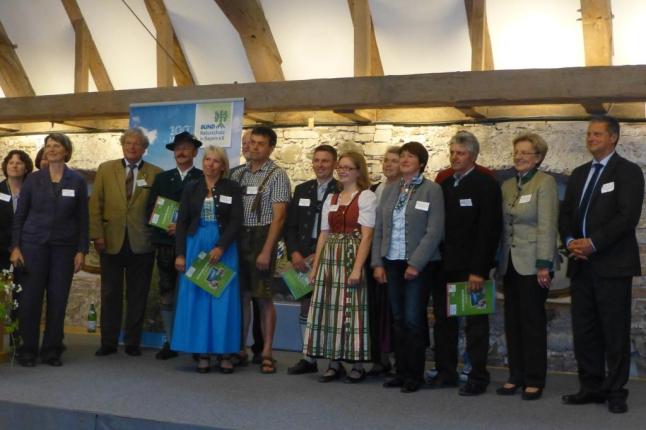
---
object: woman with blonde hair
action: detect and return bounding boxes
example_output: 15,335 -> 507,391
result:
303,151 -> 377,383
173,146 -> 243,373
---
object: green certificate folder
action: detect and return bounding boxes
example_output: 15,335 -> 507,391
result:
446,280 -> 496,317
282,268 -> 313,300
185,251 -> 234,298
149,196 -> 179,231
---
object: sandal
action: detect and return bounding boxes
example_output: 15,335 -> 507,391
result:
344,368 -> 366,384
318,365 -> 346,383
196,357 -> 210,374
260,356 -> 276,374
219,356 -> 235,374
232,351 -> 249,367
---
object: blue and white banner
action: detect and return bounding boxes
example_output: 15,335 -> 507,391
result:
129,98 -> 244,171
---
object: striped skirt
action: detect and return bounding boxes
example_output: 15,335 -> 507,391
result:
303,232 -> 371,362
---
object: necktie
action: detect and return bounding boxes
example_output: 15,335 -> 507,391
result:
125,163 -> 136,201
453,173 -> 462,187
578,163 -> 602,234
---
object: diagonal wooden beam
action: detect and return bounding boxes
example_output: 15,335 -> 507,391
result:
333,108 -> 376,124
214,0 -> 284,82
464,0 -> 494,71
347,0 -> 383,77
462,0 -> 493,119
579,0 -> 613,114
0,20 -> 35,97
144,0 -> 195,87
61,0 -> 113,92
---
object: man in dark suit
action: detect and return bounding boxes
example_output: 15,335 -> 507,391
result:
433,130 -> 502,396
89,128 -> 162,357
559,116 -> 644,414
147,131 -> 203,360
285,144 -> 339,375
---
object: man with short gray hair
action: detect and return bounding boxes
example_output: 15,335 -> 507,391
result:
430,130 -> 502,396
90,128 -> 162,357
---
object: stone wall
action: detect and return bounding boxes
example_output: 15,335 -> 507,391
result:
2,121 -> 645,374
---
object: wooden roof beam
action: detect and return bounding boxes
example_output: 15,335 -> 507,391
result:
214,0 -> 284,82
0,20 -> 35,97
333,109 -> 376,124
3,66 -> 646,122
62,0 -> 113,92
144,0 -> 195,87
579,0 -> 613,114
348,0 -> 383,77
462,0 -> 493,119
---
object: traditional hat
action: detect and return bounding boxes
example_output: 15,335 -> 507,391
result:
165,131 -> 202,150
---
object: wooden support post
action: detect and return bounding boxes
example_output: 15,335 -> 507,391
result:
580,0 -> 613,114
0,20 -> 35,97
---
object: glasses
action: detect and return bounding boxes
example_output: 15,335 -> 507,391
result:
513,151 -> 538,157
336,166 -> 357,172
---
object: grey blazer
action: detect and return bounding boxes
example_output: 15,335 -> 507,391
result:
499,170 -> 560,276
371,178 -> 444,270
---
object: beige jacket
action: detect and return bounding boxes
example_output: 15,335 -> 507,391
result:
499,170 -> 560,276
89,159 -> 162,254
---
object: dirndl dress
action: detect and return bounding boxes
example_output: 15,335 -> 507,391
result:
303,192 -> 371,362
171,197 -> 241,354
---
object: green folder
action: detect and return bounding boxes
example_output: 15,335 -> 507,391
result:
446,280 -> 496,317
282,268 -> 313,300
185,251 -> 234,298
149,196 -> 179,231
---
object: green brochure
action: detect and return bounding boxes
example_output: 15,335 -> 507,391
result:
446,280 -> 496,317
282,268 -> 313,300
149,196 -> 179,231
185,251 -> 234,298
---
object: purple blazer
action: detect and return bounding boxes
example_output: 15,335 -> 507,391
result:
12,166 -> 89,253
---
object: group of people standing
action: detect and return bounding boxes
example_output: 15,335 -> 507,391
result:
0,115 -> 642,414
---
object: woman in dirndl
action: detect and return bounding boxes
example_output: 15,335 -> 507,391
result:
173,146 -> 243,374
303,151 -> 377,383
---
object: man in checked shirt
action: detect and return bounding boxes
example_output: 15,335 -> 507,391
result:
230,126 -> 291,374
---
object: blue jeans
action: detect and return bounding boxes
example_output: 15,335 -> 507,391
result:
384,259 -> 436,382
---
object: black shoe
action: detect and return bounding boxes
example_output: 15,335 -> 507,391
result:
383,377 -> 405,388
95,345 -> 117,357
155,342 -> 178,360
318,366 -> 346,383
42,356 -> 62,367
124,345 -> 142,356
427,374 -> 459,389
401,380 -> 420,393
287,359 -> 318,375
608,398 -> 628,414
522,388 -> 543,400
459,382 -> 487,396
367,363 -> 392,377
252,353 -> 263,365
562,391 -> 606,405
344,368 -> 366,384
18,356 -> 36,367
496,384 -> 520,396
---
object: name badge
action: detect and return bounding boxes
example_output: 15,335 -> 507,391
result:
136,179 -> 148,187
299,198 -> 311,207
246,186 -> 258,195
459,198 -> 473,207
62,189 -> 75,197
415,201 -> 430,211
0,193 -> 10,202
219,195 -> 232,204
329,204 -> 339,212
518,194 -> 532,204
601,182 -> 615,194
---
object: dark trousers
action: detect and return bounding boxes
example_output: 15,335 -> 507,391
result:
99,237 -> 154,348
384,259 -> 435,382
432,270 -> 490,387
571,265 -> 632,400
155,244 -> 177,298
16,243 -> 76,359
503,258 -> 548,388
250,298 -> 264,354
